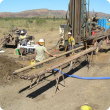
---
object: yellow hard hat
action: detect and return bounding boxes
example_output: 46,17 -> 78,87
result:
81,105 -> 92,110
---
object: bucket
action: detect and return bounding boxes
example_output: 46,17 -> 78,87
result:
92,31 -> 95,35
54,49 -> 56,52
16,49 -> 19,55
30,60 -> 35,70
81,105 -> 92,110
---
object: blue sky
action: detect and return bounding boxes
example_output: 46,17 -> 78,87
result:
0,0 -> 110,14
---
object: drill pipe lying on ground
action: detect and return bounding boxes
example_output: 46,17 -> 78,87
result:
18,47 -> 96,80
13,46 -> 84,74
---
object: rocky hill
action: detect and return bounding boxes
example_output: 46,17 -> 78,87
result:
89,12 -> 110,18
0,9 -> 110,18
0,9 -> 66,18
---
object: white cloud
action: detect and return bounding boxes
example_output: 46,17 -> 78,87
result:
0,0 -> 3,4
107,0 -> 110,3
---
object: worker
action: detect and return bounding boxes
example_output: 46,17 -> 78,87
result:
92,13 -> 99,32
68,32 -> 75,51
93,13 -> 99,23
32,38 -> 57,64
19,31 -> 27,46
32,39 -> 57,79
19,31 -> 26,40
32,39 -> 57,62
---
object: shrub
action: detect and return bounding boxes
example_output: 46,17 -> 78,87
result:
28,19 -> 33,23
25,21 -> 29,28
36,19 -> 46,25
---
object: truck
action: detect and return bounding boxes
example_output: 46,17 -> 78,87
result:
0,27 -> 34,50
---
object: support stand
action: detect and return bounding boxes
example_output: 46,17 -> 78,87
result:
52,67 -> 66,97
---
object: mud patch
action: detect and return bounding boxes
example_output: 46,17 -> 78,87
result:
0,55 -> 22,84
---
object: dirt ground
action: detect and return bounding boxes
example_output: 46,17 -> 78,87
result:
1,33 -> 110,110
0,46 -> 110,110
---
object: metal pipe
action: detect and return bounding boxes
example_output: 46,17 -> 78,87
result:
13,46 -> 84,74
27,47 -> 96,80
86,33 -> 109,41
72,0 -> 74,37
88,0 -> 90,17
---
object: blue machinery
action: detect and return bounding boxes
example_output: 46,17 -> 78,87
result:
98,16 -> 110,31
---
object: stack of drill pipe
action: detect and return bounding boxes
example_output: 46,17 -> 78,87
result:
13,46 -> 84,75
86,32 -> 110,41
14,47 -> 96,80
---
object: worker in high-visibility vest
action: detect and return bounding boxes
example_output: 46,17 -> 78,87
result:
19,31 -> 27,46
68,32 -> 75,51
19,31 -> 26,40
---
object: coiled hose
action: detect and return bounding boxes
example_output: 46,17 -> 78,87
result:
54,69 -> 110,80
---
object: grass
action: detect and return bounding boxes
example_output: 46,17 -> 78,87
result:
0,18 -> 66,36
0,17 -> 66,48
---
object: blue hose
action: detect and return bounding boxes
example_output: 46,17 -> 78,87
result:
54,69 -> 110,80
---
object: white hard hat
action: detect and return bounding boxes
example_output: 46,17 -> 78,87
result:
39,39 -> 44,42
68,32 -> 71,35
21,31 -> 24,34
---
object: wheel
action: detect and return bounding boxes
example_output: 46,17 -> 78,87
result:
94,42 -> 99,55
59,45 -> 64,51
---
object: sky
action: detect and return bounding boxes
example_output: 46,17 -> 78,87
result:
0,0 -> 110,14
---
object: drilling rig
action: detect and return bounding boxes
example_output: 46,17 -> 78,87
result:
59,0 -> 109,54
13,0 -> 110,94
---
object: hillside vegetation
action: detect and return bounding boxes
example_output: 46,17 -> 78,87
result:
0,9 -> 110,18
0,9 -> 66,18
0,17 -> 66,47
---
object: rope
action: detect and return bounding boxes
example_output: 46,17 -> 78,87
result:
54,69 -> 110,80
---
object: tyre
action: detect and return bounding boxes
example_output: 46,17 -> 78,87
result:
59,45 -> 64,51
